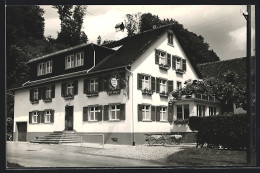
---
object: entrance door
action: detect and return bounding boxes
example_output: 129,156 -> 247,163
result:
17,122 -> 27,141
65,106 -> 74,130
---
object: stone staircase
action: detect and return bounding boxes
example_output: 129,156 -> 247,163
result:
30,130 -> 82,144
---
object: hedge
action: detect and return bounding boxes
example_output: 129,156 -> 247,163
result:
188,114 -> 247,149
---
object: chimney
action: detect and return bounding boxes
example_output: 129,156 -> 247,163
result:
115,22 -> 127,40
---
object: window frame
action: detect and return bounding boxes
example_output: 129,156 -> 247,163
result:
89,78 -> 98,92
160,106 -> 167,121
176,104 -> 189,120
177,81 -> 182,90
32,111 -> 38,124
142,105 -> 151,121
75,52 -> 84,67
45,86 -> 52,99
33,88 -> 39,101
37,62 -> 45,76
159,79 -> 167,93
44,110 -> 51,123
209,106 -> 216,116
142,75 -> 151,90
66,54 -> 75,69
159,51 -> 167,65
197,104 -> 206,117
67,82 -> 74,96
110,104 -> 120,120
45,61 -> 52,74
89,106 -> 99,121
168,32 -> 174,45
176,58 -> 182,70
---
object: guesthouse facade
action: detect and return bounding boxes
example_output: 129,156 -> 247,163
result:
11,25 -> 221,145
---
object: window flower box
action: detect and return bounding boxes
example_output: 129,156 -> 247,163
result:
159,92 -> 168,97
86,91 -> 99,97
30,100 -> 39,104
107,88 -> 121,95
159,64 -> 170,70
174,119 -> 189,125
176,69 -> 185,74
64,94 -> 74,100
43,98 -> 52,102
142,88 -> 153,95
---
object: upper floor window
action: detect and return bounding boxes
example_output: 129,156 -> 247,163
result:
168,32 -> 174,45
176,58 -> 181,70
159,79 -> 167,93
33,88 -> 39,101
90,79 -> 98,92
67,82 -> 74,95
172,56 -> 186,73
142,76 -> 150,90
177,81 -> 182,90
46,86 -> 52,99
159,52 -> 166,65
61,80 -> 78,99
137,73 -> 155,95
65,52 -> 84,69
37,61 -> 52,76
155,49 -> 171,70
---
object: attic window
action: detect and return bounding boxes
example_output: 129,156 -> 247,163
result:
37,60 -> 52,76
167,32 -> 174,45
65,52 -> 84,69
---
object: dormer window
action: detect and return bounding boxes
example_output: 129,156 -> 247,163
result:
65,52 -> 84,69
37,61 -> 52,76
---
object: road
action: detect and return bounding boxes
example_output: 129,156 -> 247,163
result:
6,142 -> 165,167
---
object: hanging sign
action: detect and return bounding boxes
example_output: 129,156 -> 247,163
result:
111,78 -> 118,88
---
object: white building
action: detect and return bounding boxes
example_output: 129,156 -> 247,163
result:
11,25 -> 221,145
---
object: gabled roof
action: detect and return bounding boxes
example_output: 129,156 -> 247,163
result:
197,57 -> 255,86
90,24 -> 202,78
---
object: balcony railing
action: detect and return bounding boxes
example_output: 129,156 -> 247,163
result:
172,93 -> 217,102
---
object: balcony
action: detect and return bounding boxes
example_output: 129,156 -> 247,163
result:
159,64 -> 170,70
171,93 -> 218,102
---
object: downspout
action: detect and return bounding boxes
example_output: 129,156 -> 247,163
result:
87,44 -> 96,73
125,66 -> 135,146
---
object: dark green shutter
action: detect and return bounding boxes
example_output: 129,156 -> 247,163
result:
151,106 -> 156,121
41,87 -> 46,100
83,107 -> 88,121
38,88 -> 42,100
61,83 -> 66,97
151,77 -> 155,92
37,111 -> 40,123
156,106 -> 160,121
168,80 -> 174,93
103,78 -> 109,91
103,105 -> 109,121
167,53 -> 171,67
138,104 -> 142,121
98,78 -> 103,92
182,59 -> 186,71
156,78 -> 160,93
30,89 -> 33,101
172,55 -> 176,69
74,80 -> 78,95
83,79 -> 88,94
51,110 -> 55,123
137,73 -> 142,90
168,106 -> 173,122
120,104 -> 125,120
51,85 -> 55,98
40,111 -> 45,123
98,106 -> 103,121
155,49 -> 159,64
29,112 -> 32,123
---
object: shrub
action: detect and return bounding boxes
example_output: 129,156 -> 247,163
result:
188,114 -> 247,150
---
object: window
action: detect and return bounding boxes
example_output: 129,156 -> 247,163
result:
160,107 -> 167,121
197,105 -> 206,117
32,112 -> 38,123
67,82 -> 74,95
159,52 -> 166,65
89,107 -> 99,121
168,32 -> 173,45
110,105 -> 120,120
33,89 -> 39,101
75,52 -> 84,67
142,105 -> 151,121
45,61 -> 52,74
176,58 -> 181,70
142,76 -> 150,90
177,104 -> 189,120
45,110 -> 51,123
37,63 -> 45,76
90,79 -> 98,92
209,107 -> 216,116
177,81 -> 182,90
46,86 -> 52,99
66,55 -> 74,69
159,79 -> 167,93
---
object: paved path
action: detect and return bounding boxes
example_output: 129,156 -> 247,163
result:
6,142 -> 166,167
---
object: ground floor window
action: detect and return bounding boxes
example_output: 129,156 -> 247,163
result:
197,104 -> 206,117
142,105 -> 151,120
45,110 -> 51,123
32,112 -> 38,123
176,104 -> 189,120
160,107 -> 167,121
110,105 -> 120,120
209,107 -> 216,116
89,106 -> 99,121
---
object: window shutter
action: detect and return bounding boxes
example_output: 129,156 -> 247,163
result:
83,79 -> 88,94
38,88 -> 42,100
37,112 -> 40,123
74,80 -> 78,95
61,83 -> 66,97
30,89 -> 33,101
138,104 -> 142,121
103,105 -> 109,121
172,55 -> 176,69
151,77 -> 155,92
182,59 -> 186,71
98,78 -> 103,92
155,49 -> 159,64
98,106 -> 103,121
167,53 -> 171,67
120,104 -> 125,120
103,78 -> 109,91
51,110 -> 55,123
156,106 -> 160,121
40,111 -> 45,123
51,85 -> 55,98
168,80 -> 174,93
29,112 -> 32,123
168,106 -> 173,122
151,106 -> 156,121
83,107 -> 88,121
156,78 -> 160,93
137,73 -> 142,90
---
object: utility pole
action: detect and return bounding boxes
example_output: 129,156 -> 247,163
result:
243,5 -> 255,166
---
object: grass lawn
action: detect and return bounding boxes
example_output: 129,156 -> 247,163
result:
166,147 -> 247,166
6,162 -> 24,168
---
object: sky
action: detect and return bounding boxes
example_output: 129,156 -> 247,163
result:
40,5 -> 255,61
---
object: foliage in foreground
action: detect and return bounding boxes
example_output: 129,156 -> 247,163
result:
188,114 -> 247,149
6,162 -> 24,168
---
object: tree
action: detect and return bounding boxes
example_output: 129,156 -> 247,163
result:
125,13 -> 141,36
102,39 -> 115,45
97,35 -> 102,45
139,13 -> 163,32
